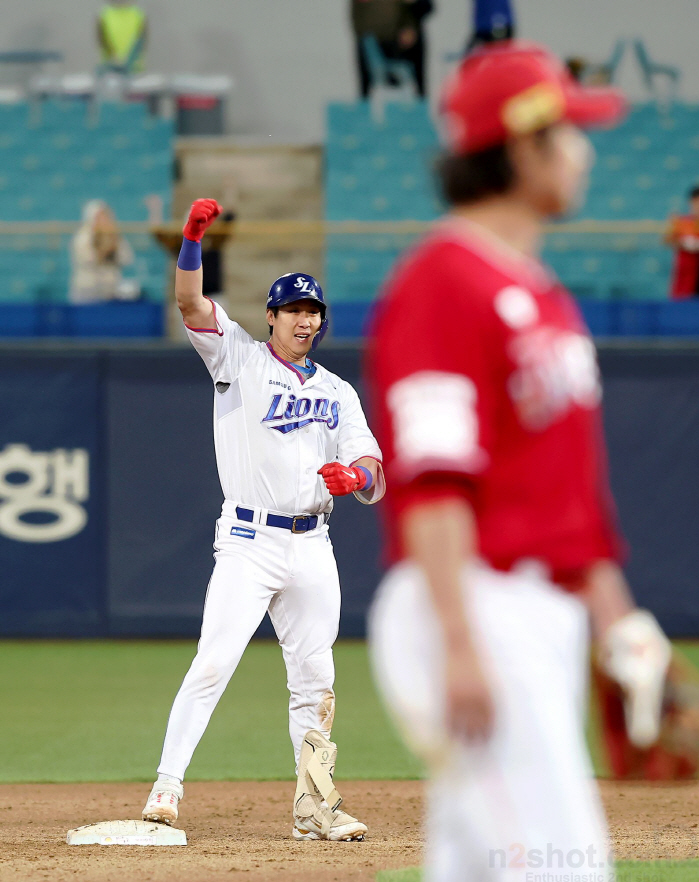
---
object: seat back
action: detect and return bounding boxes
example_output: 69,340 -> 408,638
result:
360,35 -> 416,122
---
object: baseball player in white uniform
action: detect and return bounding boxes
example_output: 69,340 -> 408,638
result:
142,199 -> 385,841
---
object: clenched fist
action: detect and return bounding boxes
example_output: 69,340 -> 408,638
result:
183,198 -> 222,243
317,462 -> 370,496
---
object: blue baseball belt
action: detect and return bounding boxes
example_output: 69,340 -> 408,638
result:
235,506 -> 320,534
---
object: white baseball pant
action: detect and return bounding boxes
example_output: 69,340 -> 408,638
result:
157,510 -> 340,778
369,561 -> 613,882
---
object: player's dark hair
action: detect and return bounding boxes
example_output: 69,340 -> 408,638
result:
436,144 -> 515,206
690,185 -> 699,201
437,129 -> 557,206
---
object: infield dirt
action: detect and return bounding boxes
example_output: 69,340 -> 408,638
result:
1,779 -> 698,881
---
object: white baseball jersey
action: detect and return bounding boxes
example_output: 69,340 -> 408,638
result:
186,301 -> 382,516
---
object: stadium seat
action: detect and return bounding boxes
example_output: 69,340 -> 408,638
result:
93,100 -> 150,130
38,99 -> 90,129
633,40 -> 680,102
361,35 -> 414,90
0,102 -> 30,128
325,99 -> 699,335
0,99 -> 173,317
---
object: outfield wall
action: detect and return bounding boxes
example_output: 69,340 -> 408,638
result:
1,342 -> 699,639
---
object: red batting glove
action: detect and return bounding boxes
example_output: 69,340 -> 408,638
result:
318,462 -> 367,496
183,198 -> 222,242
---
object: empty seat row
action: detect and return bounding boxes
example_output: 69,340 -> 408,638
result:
0,101 -> 174,226
0,99 -> 159,130
0,244 -> 167,304
0,193 -> 171,222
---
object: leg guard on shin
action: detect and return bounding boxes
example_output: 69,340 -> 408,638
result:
292,730 -> 367,841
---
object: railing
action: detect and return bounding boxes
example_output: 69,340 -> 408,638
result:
0,219 -> 673,308
0,219 -> 694,339
0,217 -> 668,241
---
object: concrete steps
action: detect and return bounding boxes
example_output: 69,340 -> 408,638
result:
173,140 -> 323,340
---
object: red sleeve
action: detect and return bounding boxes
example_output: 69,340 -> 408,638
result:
369,242 -> 502,505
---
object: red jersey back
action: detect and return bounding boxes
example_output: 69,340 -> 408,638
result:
367,217 -> 623,586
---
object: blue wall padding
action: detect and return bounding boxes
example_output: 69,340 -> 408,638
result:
1,343 -> 699,637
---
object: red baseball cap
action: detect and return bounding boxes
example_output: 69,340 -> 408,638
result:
441,41 -> 627,155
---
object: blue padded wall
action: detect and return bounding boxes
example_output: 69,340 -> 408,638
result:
2,342 -> 699,637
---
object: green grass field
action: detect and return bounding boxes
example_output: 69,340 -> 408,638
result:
0,638 -> 421,783
3,639 -> 699,880
4,639 -> 697,783
378,863 -> 699,882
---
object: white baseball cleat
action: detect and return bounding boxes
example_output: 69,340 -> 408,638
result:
293,806 -> 367,841
142,779 -> 184,825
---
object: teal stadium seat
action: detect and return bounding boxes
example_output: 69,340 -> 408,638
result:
38,99 -> 90,129
327,102 -> 372,132
0,104 -> 31,144
93,101 -> 149,130
0,234 -> 167,305
0,100 -> 174,312
0,129 -> 30,160
325,100 -> 699,334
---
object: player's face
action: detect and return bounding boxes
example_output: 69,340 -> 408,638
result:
268,300 -> 322,359
513,123 -> 593,217
690,196 -> 699,218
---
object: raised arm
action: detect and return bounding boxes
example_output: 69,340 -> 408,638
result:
176,199 -> 222,330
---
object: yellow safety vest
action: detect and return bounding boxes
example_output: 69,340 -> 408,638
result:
100,5 -> 146,71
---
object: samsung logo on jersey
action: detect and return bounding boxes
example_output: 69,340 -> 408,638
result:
269,379 -> 292,391
262,393 -> 340,434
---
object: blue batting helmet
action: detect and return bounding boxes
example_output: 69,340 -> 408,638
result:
266,272 -> 329,350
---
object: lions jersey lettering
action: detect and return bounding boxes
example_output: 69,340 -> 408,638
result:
262,393 -> 340,434
185,300 -> 381,515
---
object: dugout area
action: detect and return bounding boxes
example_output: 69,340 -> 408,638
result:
2,640 -> 699,881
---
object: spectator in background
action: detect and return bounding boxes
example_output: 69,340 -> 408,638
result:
98,1 -> 147,74
70,200 -> 138,304
352,0 -> 434,98
665,185 -> 699,299
396,0 -> 433,97
468,0 -> 515,49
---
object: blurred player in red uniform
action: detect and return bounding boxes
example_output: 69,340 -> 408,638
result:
368,41 -> 673,882
665,185 -> 699,298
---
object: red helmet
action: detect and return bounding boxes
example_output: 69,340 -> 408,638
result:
441,40 -> 627,155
